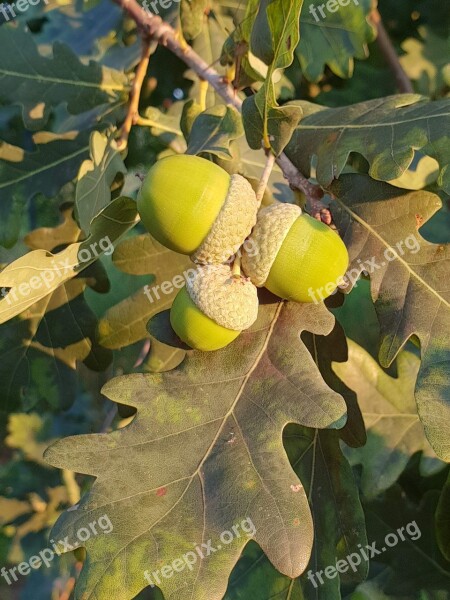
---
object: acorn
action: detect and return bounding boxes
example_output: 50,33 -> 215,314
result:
170,264 -> 259,351
241,203 -> 349,303
138,155 -> 258,264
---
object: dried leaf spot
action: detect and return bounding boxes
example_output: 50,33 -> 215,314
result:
290,484 -> 302,492
415,213 -> 424,227
326,132 -> 340,145
293,518 -> 301,527
156,487 -> 167,497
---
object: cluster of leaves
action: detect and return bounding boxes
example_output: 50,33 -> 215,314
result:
0,0 -> 449,599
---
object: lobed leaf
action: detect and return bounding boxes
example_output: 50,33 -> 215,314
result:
97,234 -> 191,349
45,301 -> 347,600
332,174 -> 450,460
242,0 -> 304,154
186,105 -> 244,159
0,131 -> 91,248
225,426 -> 367,600
284,95 -> 450,194
297,0 -> 376,82
0,197 -> 138,323
334,340 -> 443,499
0,26 -> 129,130
75,131 -> 127,234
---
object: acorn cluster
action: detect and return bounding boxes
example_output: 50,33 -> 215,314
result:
138,155 -> 349,351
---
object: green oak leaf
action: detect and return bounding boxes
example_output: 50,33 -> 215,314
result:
180,99 -> 203,141
242,0 -> 304,154
225,429 -> 367,600
364,488 -> 450,594
45,301 -> 347,600
0,197 -> 138,323
0,26 -> 129,130
186,105 -> 244,159
0,273 -> 105,417
75,131 -> 127,234
331,175 -> 450,461
297,0 -> 376,82
399,26 -> 450,98
97,234 -> 191,349
0,204 -> 138,415
0,131 -> 91,248
284,95 -> 450,194
334,340 -> 444,499
243,100 -> 303,157
140,104 -> 187,154
34,0 -> 123,60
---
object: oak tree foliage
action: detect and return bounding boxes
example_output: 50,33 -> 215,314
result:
0,1 -> 449,599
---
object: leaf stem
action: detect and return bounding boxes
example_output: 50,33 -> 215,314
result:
255,151 -> 276,207
117,38 -> 153,149
198,78 -> 209,111
232,254 -> 241,278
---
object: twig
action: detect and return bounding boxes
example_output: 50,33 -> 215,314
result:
276,152 -> 332,222
371,8 -> 414,94
112,0 -> 324,207
117,38 -> 153,149
112,0 -> 240,108
255,151 -> 276,207
276,152 -> 323,203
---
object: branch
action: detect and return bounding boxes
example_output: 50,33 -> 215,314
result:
113,0 -> 240,108
371,8 -> 414,94
112,0 -> 324,209
117,37 -> 153,149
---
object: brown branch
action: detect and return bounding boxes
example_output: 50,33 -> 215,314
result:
371,8 -> 414,94
112,0 -> 324,208
113,0 -> 240,108
117,37 -> 153,149
276,152 -> 332,223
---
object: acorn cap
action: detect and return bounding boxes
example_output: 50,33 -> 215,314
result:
186,264 -> 259,331
191,174 -> 258,264
241,203 -> 302,286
